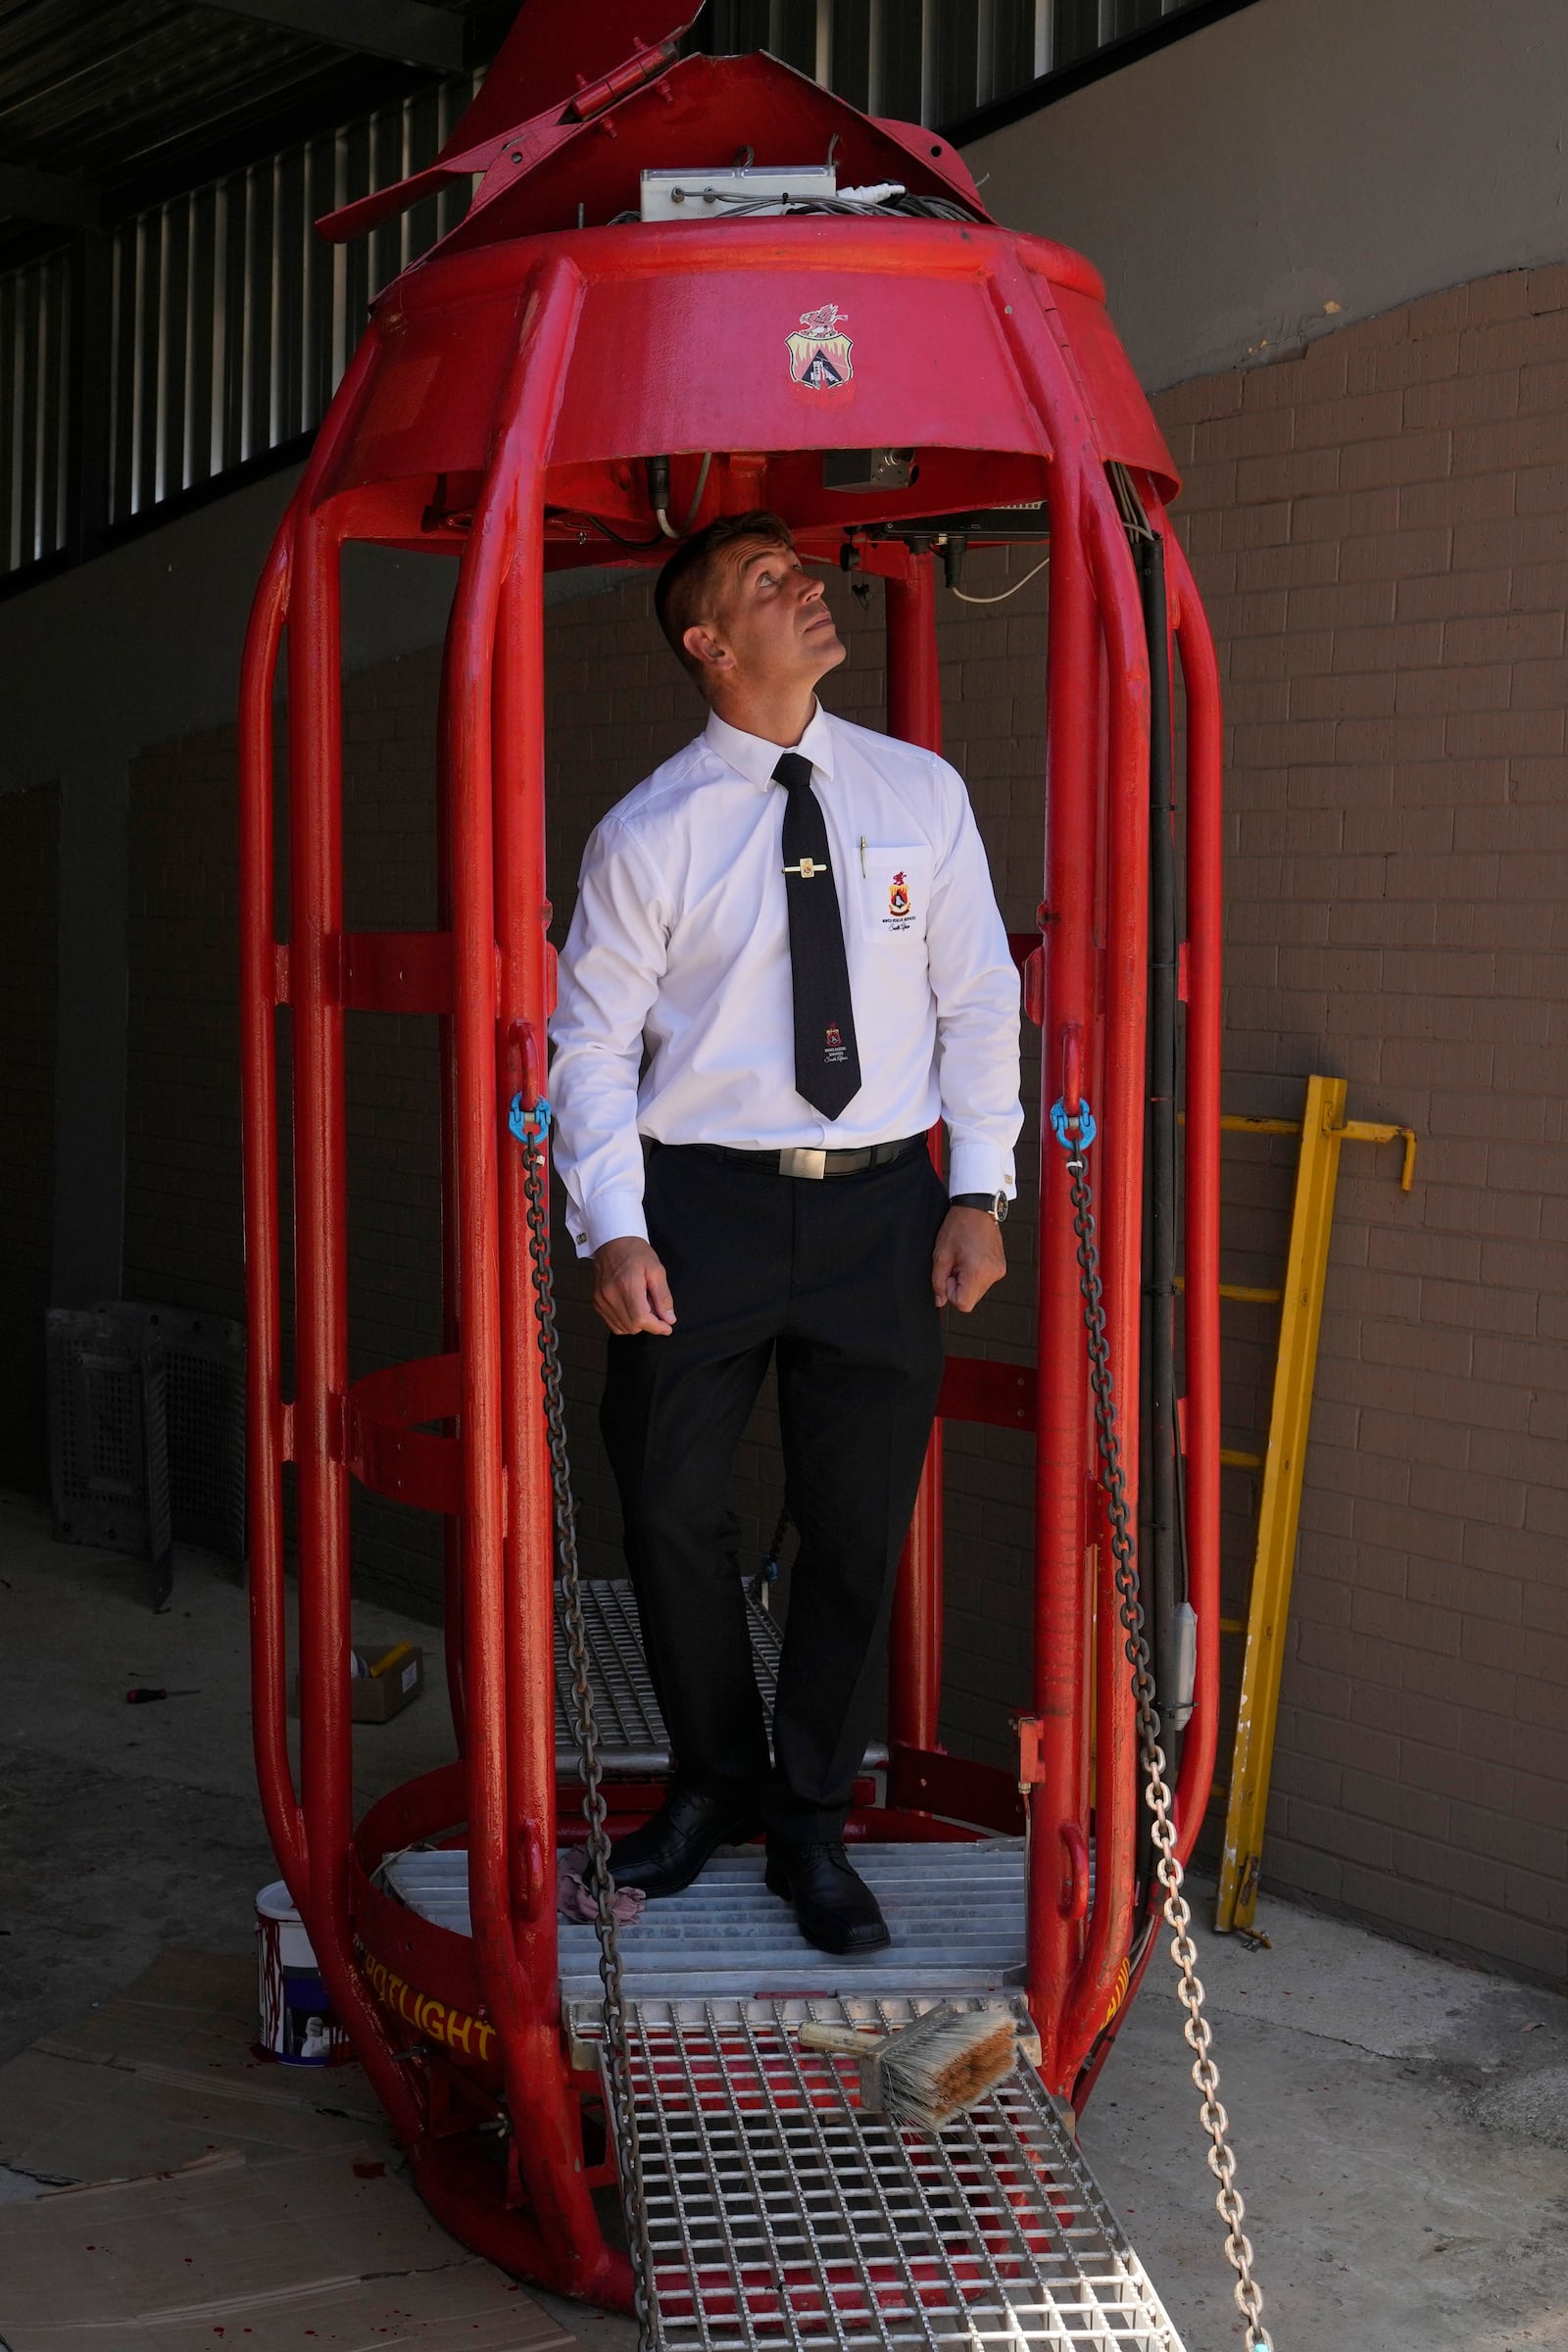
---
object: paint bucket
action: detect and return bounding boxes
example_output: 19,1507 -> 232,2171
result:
255,1881 -> 349,2065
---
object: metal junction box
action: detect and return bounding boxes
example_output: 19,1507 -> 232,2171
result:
640,166 -> 836,220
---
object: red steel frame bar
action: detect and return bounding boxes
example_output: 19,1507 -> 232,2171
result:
241,336 -> 426,2145
493,277 -> 616,2274
241,218 -> 1221,2253
441,256 -> 619,2296
435,657 -> 467,1754
442,290 -> 537,2259
1025,444 -> 1097,2078
990,265 -> 1178,2082
1064,510 -> 1223,2102
496,547 -> 558,1942
1056,473 -> 1152,2072
239,521 -> 303,1897
241,269 -> 622,2288
990,268 -> 1118,2081
885,550 -> 946,1755
1167,524 -> 1222,1859
291,490 -> 360,2047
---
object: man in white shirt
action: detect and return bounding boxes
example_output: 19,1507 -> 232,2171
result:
549,512 -> 1022,1954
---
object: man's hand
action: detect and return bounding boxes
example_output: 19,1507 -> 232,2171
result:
593,1237 -> 677,1336
932,1206 -> 1006,1313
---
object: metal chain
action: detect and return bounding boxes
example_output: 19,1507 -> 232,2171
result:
518,1111 -> 658,2351
763,1500 -> 791,1571
1056,1105 -> 1274,2352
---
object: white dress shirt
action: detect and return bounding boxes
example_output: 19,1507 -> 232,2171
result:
549,702 -> 1023,1257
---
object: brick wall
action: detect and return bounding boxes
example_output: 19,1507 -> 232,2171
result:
0,782 -> 58,1492
1153,260 -> 1568,1979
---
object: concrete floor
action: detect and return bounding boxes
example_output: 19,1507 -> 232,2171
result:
1,1488 -> 1564,2350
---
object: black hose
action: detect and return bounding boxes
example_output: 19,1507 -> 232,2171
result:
1138,525 -> 1181,1760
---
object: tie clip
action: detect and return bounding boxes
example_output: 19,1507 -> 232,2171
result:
783,858 -> 825,878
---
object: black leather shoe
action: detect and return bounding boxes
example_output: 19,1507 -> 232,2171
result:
607,1786 -> 760,1899
764,1838 -> 891,1956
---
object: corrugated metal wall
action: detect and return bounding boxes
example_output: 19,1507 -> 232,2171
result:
696,0 -> 1194,122
103,76 -> 479,532
1,250 -> 73,575
0,74 -> 479,582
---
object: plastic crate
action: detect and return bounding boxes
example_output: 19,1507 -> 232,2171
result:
45,1307 -> 173,1596
113,1303 -> 246,1563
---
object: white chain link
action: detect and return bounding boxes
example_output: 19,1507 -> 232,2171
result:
1063,1130 -> 1274,2352
521,1090 -> 1270,2350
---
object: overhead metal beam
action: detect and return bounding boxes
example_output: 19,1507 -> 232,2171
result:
0,164 -> 102,231
203,0 -> 467,73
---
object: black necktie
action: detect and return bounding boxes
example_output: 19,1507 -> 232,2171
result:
773,751 -> 862,1120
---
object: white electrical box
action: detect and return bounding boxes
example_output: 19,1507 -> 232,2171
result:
640,166 -> 837,221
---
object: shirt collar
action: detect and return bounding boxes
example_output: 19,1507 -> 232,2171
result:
703,700 -> 837,792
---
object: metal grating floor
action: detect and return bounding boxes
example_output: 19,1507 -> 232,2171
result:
616,1997 -> 1185,2352
383,1842 -> 1029,2001
554,1579 -> 886,1777
378,1846 -> 1175,2345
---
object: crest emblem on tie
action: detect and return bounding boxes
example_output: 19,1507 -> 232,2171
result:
888,870 -> 911,920
824,1021 -> 848,1062
787,302 -> 854,389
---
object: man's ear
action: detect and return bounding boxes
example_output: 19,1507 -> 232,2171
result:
682,620 -> 733,674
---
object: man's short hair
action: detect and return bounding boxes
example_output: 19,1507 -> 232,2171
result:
654,510 -> 796,689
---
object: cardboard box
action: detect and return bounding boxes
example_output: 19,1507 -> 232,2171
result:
291,1640 -> 425,1722
351,1640 -> 425,1722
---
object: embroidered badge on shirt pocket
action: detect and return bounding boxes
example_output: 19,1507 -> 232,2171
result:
858,846 -> 932,943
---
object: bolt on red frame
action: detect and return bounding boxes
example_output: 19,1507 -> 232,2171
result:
239,35 -> 1222,2300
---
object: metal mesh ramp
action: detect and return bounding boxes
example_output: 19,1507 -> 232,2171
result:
553,1579 -> 886,1778
600,1997 -> 1185,2352
379,1859 -> 1172,2342
383,1841 -> 1028,2001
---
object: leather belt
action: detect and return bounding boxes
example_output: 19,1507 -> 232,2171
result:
687,1134 -> 927,1180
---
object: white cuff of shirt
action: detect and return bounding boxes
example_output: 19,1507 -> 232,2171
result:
581,1187 -> 650,1258
946,1142 -> 1015,1202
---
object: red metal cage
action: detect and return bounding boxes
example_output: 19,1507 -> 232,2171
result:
240,22 -> 1221,2307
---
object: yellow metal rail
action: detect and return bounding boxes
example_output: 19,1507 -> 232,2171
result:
1212,1078 -> 1416,1935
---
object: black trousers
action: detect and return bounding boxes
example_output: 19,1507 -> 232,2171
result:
600,1140 -> 948,1842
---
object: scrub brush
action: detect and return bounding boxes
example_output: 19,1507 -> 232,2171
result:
799,2004 -> 1042,2132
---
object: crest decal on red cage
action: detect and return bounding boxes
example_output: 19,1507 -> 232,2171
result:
787,302 -> 854,388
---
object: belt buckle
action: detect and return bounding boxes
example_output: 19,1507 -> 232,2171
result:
779,1147 -> 827,1180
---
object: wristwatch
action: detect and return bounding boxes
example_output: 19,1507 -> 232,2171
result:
950,1190 -> 1009,1223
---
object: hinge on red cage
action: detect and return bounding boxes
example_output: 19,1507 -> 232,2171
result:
1014,1713 -> 1047,1794
1177,940 -> 1190,1002
1176,1394 -> 1189,1456
278,1399 -> 295,1462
